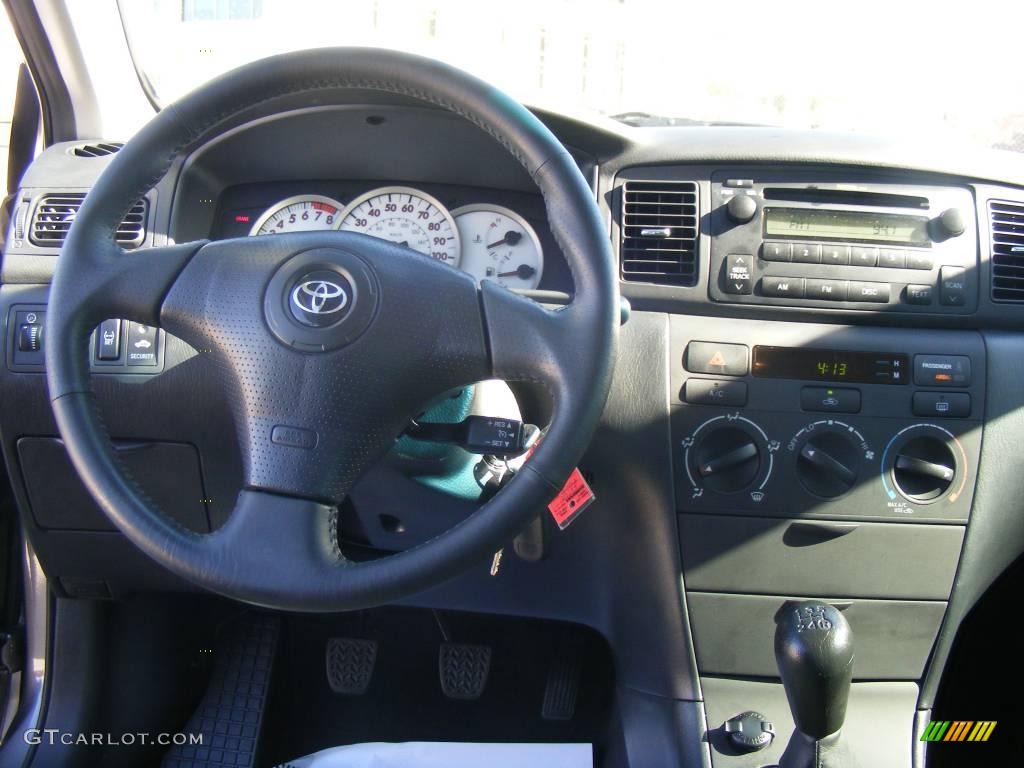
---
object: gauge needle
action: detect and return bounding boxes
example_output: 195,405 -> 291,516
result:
486,230 -> 523,249
498,264 -> 536,279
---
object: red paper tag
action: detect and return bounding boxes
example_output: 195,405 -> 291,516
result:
547,468 -> 595,530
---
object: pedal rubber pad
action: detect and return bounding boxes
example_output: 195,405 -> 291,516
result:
438,643 -> 491,700
542,652 -> 582,720
162,614 -> 278,768
325,638 -> 377,695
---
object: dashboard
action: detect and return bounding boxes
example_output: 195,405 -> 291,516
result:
5,97 -> 1024,768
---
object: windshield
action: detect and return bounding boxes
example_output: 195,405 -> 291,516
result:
71,0 -> 1024,152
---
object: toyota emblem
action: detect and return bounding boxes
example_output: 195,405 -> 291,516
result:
291,279 -> 348,315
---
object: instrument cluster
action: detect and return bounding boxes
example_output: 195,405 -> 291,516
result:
239,185 -> 545,290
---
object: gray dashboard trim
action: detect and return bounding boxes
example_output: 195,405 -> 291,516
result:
919,330 -> 1024,708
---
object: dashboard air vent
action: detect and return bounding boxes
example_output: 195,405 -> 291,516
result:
30,193 -> 147,249
71,142 -> 124,158
990,199 -> 1024,302
620,180 -> 699,286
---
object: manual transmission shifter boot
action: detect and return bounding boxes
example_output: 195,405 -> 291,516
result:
774,601 -> 854,739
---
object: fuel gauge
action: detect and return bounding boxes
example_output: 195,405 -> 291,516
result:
452,204 -> 544,289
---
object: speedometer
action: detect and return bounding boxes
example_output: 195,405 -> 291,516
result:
249,195 -> 344,235
338,186 -> 460,267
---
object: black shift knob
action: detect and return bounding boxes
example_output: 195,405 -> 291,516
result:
774,601 -> 854,739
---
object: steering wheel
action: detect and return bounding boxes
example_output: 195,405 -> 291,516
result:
45,48 -> 617,611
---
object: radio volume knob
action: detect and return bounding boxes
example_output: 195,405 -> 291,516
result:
726,193 -> 758,224
934,208 -> 966,239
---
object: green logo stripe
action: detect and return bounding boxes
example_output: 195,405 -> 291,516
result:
922,721 -> 951,741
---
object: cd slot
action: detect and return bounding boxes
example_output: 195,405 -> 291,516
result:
762,187 -> 929,209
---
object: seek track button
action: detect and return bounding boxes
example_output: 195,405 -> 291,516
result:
723,254 -> 753,295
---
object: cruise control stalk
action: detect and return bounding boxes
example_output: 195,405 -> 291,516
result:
405,415 -> 527,458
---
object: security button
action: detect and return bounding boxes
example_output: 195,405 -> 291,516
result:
126,322 -> 159,367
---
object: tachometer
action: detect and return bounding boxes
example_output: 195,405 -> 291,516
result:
452,204 -> 544,289
249,195 -> 344,235
338,186 -> 460,266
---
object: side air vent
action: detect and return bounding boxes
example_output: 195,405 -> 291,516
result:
30,193 -> 147,249
70,142 -> 124,158
990,199 -> 1024,302
620,180 -> 699,286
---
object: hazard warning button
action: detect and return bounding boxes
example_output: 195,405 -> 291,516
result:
684,341 -> 749,376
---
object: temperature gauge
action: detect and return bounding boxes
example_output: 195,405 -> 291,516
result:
452,204 -> 544,289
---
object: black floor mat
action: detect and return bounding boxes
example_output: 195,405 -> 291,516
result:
260,608 -> 613,767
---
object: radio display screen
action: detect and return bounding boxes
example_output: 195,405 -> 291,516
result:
764,208 -> 930,245
752,346 -> 909,385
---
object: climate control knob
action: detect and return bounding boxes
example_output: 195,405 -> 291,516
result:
692,426 -> 762,494
891,436 -> 956,502
795,432 -> 863,498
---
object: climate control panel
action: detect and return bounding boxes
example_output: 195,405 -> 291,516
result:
670,317 -> 984,523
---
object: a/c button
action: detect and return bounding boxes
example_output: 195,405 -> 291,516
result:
684,379 -> 748,407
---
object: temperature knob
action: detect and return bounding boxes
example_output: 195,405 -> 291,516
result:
892,436 -> 956,502
796,431 -> 862,499
692,426 -> 762,493
881,424 -> 968,505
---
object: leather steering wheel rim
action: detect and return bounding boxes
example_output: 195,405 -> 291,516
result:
45,48 -> 618,611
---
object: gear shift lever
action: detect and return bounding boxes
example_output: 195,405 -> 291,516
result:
774,601 -> 857,768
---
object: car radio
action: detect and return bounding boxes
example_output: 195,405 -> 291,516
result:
708,172 -> 979,313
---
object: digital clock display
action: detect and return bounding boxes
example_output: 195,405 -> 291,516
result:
764,208 -> 930,245
752,346 -> 908,385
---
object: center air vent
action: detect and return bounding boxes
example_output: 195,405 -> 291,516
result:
30,193 -> 147,249
990,199 -> 1024,302
620,180 -> 699,286
71,142 -> 124,158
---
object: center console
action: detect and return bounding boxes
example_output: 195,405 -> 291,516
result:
671,317 -> 981,766
628,166 -> 990,767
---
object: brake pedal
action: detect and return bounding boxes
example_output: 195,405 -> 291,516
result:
325,638 -> 377,695
162,613 -> 279,768
438,643 -> 491,700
